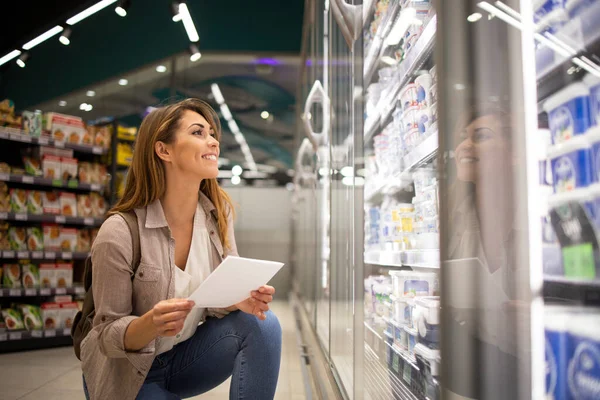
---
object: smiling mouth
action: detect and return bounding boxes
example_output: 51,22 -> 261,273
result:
459,157 -> 479,164
202,155 -> 217,161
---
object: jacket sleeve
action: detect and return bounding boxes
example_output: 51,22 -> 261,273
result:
90,215 -> 155,358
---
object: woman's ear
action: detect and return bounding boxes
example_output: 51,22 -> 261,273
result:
155,141 -> 171,163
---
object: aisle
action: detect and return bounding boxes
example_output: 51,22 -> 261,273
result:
0,301 -> 306,400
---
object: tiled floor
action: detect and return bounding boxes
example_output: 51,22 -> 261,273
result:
0,301 -> 307,400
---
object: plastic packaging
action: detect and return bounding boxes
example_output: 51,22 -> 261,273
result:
548,135 -> 592,193
415,74 -> 433,108
399,84 -> 418,113
389,270 -> 437,298
587,126 -> 600,182
543,82 -> 591,144
584,73 -> 600,126
566,312 -> 600,399
413,169 -> 436,197
415,296 -> 440,349
404,326 -> 418,358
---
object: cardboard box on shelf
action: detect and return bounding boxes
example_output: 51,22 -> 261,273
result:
43,224 -> 61,251
8,227 -> 27,251
42,155 -> 61,180
59,228 -> 77,252
22,111 -> 42,137
10,189 -> 28,213
2,309 -> 24,330
39,263 -> 56,288
42,192 -> 60,214
21,263 -> 40,288
22,156 -> 42,177
76,229 -> 91,252
78,162 -> 92,184
55,263 -> 73,288
59,192 -> 77,217
60,158 -> 78,181
19,304 -> 43,331
76,195 -> 93,217
90,125 -> 111,149
44,113 -> 86,144
117,125 -> 137,141
40,302 -> 60,329
60,302 -> 79,329
27,190 -> 43,215
26,227 -> 43,251
3,264 -> 21,288
90,193 -> 106,217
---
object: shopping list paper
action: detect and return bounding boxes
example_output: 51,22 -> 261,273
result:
187,256 -> 284,308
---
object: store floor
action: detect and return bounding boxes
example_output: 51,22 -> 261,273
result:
0,301 -> 307,400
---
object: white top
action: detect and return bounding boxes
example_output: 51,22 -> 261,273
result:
158,203 -> 213,353
543,82 -> 590,112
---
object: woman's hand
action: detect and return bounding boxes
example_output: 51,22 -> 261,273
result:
233,285 -> 276,321
151,298 -> 195,337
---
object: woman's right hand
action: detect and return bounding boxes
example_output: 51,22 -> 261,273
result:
151,298 -> 195,337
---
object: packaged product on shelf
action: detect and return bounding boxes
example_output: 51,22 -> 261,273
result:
415,74 -> 433,108
0,99 -> 14,114
21,263 -> 39,288
41,302 -> 60,329
389,270 -> 438,297
544,305 -> 570,400
59,192 -> 77,217
11,167 -> 25,176
587,127 -> 600,182
42,155 -> 61,180
90,125 -> 112,149
42,191 -> 61,214
60,302 -> 79,329
0,182 -> 10,212
76,195 -> 93,217
43,113 -> 86,144
399,83 -> 418,112
39,264 -> 56,288
90,192 -> 107,217
27,190 -> 43,215
548,136 -> 592,193
392,295 -> 412,325
0,223 -> 10,250
19,304 -> 43,331
76,229 -> 91,252
60,157 -> 78,181
414,344 -> 441,400
584,73 -> 600,125
413,296 -> 440,349
404,325 -> 419,358
543,83 -> 591,144
59,228 -> 77,252
429,65 -> 437,84
77,162 -> 92,183
430,102 -> 438,125
3,264 -> 21,288
22,110 -> 42,137
8,227 -> 27,250
566,312 -> 600,399
26,227 -> 43,251
415,106 -> 433,137
10,188 -> 27,213
534,0 -> 568,33
117,142 -> 134,166
0,163 -> 10,174
38,146 -> 74,159
413,169 -> 436,197
117,125 -> 137,141
96,163 -> 108,186
22,156 -> 42,177
43,224 -> 61,251
55,263 -> 74,287
1,308 -> 24,330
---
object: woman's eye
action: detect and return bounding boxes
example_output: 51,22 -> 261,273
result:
192,130 -> 202,136
473,128 -> 494,142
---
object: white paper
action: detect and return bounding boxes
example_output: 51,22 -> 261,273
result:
187,256 -> 284,308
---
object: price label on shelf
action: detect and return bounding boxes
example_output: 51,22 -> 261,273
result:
54,141 -> 65,148
67,180 -> 78,189
0,173 -> 8,181
61,252 -> 72,260
92,146 -> 103,154
403,360 -> 412,385
21,176 -> 34,184
9,289 -> 21,296
84,218 -> 94,226
31,330 -> 43,338
0,333 -> 7,341
20,136 -> 32,143
44,252 -> 55,259
55,216 -> 66,224
31,251 -> 43,259
63,328 -> 71,336
17,251 -> 29,259
55,288 -> 67,295
75,286 -> 85,295
38,137 -> 49,145
90,184 -> 101,191
45,330 -> 56,338
52,179 -> 63,187
40,288 -> 51,296
0,212 -> 7,220
9,332 -> 22,340
0,131 -> 7,139
15,213 -> 28,221
25,289 -> 36,296
3,251 -> 15,258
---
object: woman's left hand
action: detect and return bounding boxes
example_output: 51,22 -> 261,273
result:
232,285 -> 275,321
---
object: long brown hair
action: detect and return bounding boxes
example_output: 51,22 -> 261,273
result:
109,98 -> 235,249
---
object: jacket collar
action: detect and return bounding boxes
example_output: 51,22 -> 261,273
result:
144,191 -> 217,229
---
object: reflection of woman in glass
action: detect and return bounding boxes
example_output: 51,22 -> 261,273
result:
445,104 -> 529,400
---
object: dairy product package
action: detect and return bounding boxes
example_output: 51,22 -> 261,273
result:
587,127 -> 600,183
544,83 -> 592,144
415,344 -> 441,400
389,270 -> 437,297
415,296 -> 440,349
545,306 -> 571,400
567,312 -> 600,400
415,74 -> 433,108
548,136 -> 592,193
584,74 -> 600,127
534,0 -> 568,33
404,325 -> 418,358
399,84 -> 418,113
566,0 -> 597,17
393,296 -> 412,324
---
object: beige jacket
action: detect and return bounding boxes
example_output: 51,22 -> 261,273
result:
80,192 -> 238,400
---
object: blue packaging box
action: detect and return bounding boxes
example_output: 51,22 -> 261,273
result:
544,83 -> 592,144
567,314 -> 600,400
584,74 -> 600,127
549,136 -> 593,193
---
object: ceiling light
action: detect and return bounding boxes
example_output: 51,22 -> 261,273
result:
189,44 -> 201,62
228,120 -> 240,134
156,65 -> 167,73
467,12 -> 483,22
340,166 -> 354,177
86,90 -> 96,97
220,104 -> 232,120
231,175 -> 241,185
211,83 -> 225,105
85,104 -> 93,112
454,83 -> 466,91
16,53 -> 29,68
59,28 -> 72,45
178,3 -> 199,42
171,1 -> 182,21
115,0 -> 130,17
261,111 -> 270,119
0,50 -> 21,67
80,103 -> 88,110
23,25 -> 64,50
58,100 -> 67,107
67,0 -> 118,25
118,78 -> 128,85
232,165 -> 243,176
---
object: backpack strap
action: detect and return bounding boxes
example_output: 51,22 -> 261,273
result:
116,211 -> 141,274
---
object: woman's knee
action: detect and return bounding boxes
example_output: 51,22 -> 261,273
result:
229,310 -> 282,344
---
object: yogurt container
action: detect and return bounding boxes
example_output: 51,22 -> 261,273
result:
430,102 -> 438,125
567,313 -> 600,400
548,135 -> 592,193
399,84 -> 418,113
403,127 -> 420,153
584,73 -> 600,127
587,127 -> 600,182
415,74 -> 433,108
404,326 -> 419,358
415,107 -> 433,137
429,65 -> 437,84
534,0 -> 568,33
545,306 -> 571,400
415,296 -> 440,349
389,270 -> 437,298
429,84 -> 438,107
414,344 -> 442,400
400,106 -> 419,134
544,83 -> 591,144
566,0 -> 596,17
393,296 -> 412,324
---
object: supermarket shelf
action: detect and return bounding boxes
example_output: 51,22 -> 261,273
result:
0,285 -> 85,298
0,173 -> 104,192
364,171 -> 412,203
544,275 -> 600,305
362,0 -> 376,29
364,0 -> 402,84
0,212 -> 104,227
0,328 -> 73,353
1,250 -> 89,260
364,113 -> 381,143
536,1 -> 600,82
402,133 -> 438,171
365,250 -> 440,269
0,128 -> 107,155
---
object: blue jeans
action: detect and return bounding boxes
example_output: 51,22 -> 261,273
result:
84,310 -> 282,399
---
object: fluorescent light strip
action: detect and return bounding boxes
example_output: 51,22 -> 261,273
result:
220,104 -> 233,121
23,26 -> 64,50
572,57 -> 600,78
477,2 -> 523,30
580,56 -> 600,74
534,33 -> 573,58
67,0 -> 118,25
494,1 -> 522,22
178,3 -> 200,42
0,50 -> 21,67
228,120 -> 240,134
543,32 -> 579,56
210,84 -> 225,105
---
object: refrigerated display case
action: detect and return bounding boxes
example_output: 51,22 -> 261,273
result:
292,0 -> 600,399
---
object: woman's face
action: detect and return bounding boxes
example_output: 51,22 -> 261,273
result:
163,110 -> 220,180
454,114 -> 510,183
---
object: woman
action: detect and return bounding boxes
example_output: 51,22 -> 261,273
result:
80,98 -> 282,400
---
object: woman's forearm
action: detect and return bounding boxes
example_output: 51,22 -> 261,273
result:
124,311 -> 158,352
